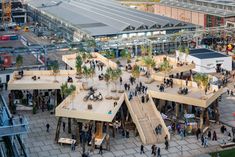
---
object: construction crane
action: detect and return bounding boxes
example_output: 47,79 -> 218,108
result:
1,0 -> 12,26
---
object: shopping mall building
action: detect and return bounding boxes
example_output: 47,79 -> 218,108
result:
152,0 -> 235,27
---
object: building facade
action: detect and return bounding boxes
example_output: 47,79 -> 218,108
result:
153,0 -> 235,27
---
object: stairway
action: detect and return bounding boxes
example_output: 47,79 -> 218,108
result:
127,96 -> 170,144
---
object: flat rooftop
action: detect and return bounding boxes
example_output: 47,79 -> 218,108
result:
62,53 -> 222,108
27,0 -> 195,36
7,52 -> 223,122
8,70 -> 77,90
190,48 -> 228,59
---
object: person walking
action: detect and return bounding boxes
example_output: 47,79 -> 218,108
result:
157,147 -> 161,157
196,128 -> 201,140
46,123 -> 50,132
140,145 -> 145,154
208,130 -> 211,140
232,127 -> 235,139
165,139 -> 169,150
212,131 -> 217,141
180,129 -> 184,140
204,137 -> 208,148
63,122 -> 66,132
99,144 -> 103,155
119,77 -> 122,85
71,140 -> 76,151
201,135 -> 204,146
153,146 -> 157,156
151,145 -> 155,155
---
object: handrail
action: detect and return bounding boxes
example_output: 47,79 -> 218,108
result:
137,96 -> 158,143
125,95 -> 147,144
148,93 -> 170,140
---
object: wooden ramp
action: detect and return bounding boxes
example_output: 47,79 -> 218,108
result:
126,96 -> 170,144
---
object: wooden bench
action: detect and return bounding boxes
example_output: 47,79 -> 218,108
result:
58,138 -> 76,146
89,133 -> 107,147
220,142 -> 235,148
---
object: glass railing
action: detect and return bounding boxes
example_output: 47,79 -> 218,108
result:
0,118 -> 28,137
0,95 -> 29,137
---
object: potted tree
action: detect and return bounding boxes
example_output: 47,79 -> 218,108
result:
86,39 -> 96,53
184,47 -> 190,63
15,55 -> 23,79
142,56 -> 156,84
16,54 -> 23,70
105,68 -> 112,100
82,65 -> 91,90
105,50 -> 115,67
75,54 -> 83,79
51,61 -> 60,83
132,64 -> 141,83
89,67 -> 96,86
120,48 -> 131,65
160,58 -> 172,77
82,52 -> 87,63
140,45 -> 147,56
112,68 -> 122,100
193,73 -> 210,96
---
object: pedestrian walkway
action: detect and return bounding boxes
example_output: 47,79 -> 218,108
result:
127,95 -> 169,144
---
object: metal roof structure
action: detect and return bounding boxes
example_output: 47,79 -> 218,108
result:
190,48 -> 228,59
27,0 -> 195,37
160,0 -> 235,17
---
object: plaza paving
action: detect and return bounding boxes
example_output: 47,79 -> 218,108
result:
15,103 -> 234,157
219,94 -> 235,127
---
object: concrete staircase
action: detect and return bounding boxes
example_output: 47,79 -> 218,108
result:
127,96 -> 170,144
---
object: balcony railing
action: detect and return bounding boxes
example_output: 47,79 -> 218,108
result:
0,117 -> 29,137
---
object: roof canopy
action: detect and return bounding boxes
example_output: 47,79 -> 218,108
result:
28,0 -> 195,36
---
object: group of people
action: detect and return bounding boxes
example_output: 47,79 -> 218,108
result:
178,87 -> 189,95
125,64 -> 132,71
227,89 -> 234,96
89,60 -> 104,71
163,78 -> 173,88
98,73 -> 104,80
151,145 -> 161,157
125,81 -> 148,101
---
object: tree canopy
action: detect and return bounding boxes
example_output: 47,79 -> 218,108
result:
16,55 -> 23,69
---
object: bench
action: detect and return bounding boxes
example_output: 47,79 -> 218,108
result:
220,142 -> 235,148
58,138 -> 76,146
89,133 -> 107,147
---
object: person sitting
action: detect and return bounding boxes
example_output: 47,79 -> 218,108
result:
18,70 -> 24,77
183,88 -> 188,95
98,74 -> 104,80
67,76 -> 73,83
159,84 -> 165,92
127,64 -> 132,70
32,75 -> 37,81
141,95 -> 145,103
178,87 -> 183,94
98,92 -> 103,100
